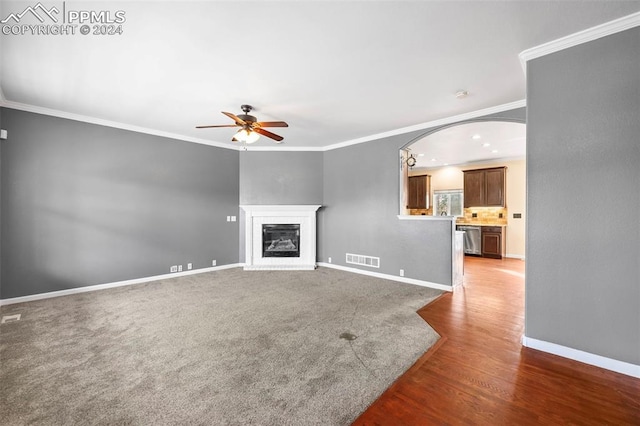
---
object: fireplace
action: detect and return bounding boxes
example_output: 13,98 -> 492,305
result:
262,224 -> 300,258
240,205 -> 321,270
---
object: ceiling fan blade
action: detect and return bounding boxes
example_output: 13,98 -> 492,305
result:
256,121 -> 289,128
196,124 -> 239,128
254,127 -> 284,142
222,111 -> 246,125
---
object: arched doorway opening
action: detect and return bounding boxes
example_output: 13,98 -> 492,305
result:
399,119 -> 526,259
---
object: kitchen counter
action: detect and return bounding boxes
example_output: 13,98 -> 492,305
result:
456,222 -> 507,227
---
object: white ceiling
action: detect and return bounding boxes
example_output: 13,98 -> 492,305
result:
1,1 -> 639,149
408,121 -> 526,169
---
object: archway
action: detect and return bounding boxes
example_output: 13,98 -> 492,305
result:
399,119 -> 526,259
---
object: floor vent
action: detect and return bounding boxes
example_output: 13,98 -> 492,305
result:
346,253 -> 380,268
1,314 -> 21,324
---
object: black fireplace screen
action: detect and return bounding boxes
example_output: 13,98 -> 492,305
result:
262,224 -> 300,258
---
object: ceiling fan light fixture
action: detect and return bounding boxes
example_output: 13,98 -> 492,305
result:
245,131 -> 260,144
197,105 -> 286,143
233,129 -> 260,144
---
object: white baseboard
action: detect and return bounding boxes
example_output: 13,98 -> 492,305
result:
505,254 -> 525,260
317,262 -> 453,292
522,335 -> 640,379
0,263 -> 244,306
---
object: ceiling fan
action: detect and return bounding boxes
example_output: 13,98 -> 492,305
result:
196,104 -> 288,144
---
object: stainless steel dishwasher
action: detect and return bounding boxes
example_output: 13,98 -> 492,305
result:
457,225 -> 482,255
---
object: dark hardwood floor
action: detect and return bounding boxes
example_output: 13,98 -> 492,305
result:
354,257 -> 640,425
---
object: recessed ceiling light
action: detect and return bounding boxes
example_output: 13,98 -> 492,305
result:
443,163 -> 449,166
483,143 -> 491,147
431,158 -> 437,161
492,149 -> 498,153
418,153 -> 425,157
472,134 -> 481,140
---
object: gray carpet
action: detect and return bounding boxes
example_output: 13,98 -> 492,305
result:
0,267 -> 441,425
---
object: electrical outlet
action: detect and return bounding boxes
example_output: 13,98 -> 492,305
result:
226,216 -> 231,222
170,265 -> 178,273
187,263 -> 192,270
212,259 -> 217,266
231,216 -> 236,222
178,265 -> 183,272
400,269 -> 405,277
328,257 -> 332,263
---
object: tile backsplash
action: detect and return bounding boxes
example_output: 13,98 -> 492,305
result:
457,207 -> 508,225
409,206 -> 507,224
409,207 -> 433,216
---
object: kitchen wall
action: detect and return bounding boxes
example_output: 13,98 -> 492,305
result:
411,158 -> 526,258
0,108 -> 240,299
526,27 -> 639,366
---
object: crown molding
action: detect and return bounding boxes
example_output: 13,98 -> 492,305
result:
239,145 -> 324,152
322,99 -> 527,152
1,96 -> 526,153
0,98 -> 244,151
519,11 -> 640,70
0,98 -> 321,152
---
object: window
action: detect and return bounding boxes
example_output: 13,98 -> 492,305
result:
433,189 -> 464,217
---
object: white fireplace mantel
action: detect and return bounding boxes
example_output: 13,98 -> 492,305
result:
240,205 -> 321,271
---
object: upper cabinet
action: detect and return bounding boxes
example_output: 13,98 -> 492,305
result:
463,167 -> 506,207
408,175 -> 430,209
463,169 -> 485,207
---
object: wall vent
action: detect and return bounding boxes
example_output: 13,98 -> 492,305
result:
346,253 -> 380,268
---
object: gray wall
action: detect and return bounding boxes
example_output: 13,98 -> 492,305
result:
0,108 -> 3,295
322,132 -> 454,286
239,151 -> 323,205
1,109 -> 240,299
526,28 -> 640,364
238,151 -> 323,262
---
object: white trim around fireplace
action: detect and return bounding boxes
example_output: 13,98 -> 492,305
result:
240,205 -> 321,271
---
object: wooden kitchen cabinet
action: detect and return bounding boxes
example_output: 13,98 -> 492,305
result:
485,168 -> 506,206
463,167 -> 506,207
408,175 -> 430,209
463,170 -> 485,207
482,226 -> 505,259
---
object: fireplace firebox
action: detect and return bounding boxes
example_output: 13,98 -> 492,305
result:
262,224 -> 300,258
